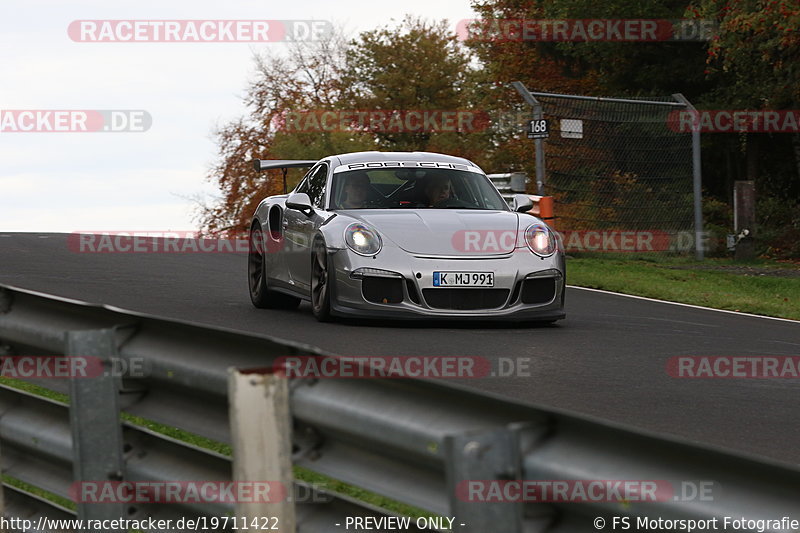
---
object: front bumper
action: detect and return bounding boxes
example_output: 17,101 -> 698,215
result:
328,246 -> 566,321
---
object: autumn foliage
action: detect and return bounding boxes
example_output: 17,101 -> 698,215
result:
200,2 -> 800,257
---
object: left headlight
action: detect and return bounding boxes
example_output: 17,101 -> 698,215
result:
344,222 -> 382,256
524,223 -> 556,257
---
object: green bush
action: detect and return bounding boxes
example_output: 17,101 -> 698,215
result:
702,195 -> 733,258
700,192 -> 800,260
757,196 -> 800,259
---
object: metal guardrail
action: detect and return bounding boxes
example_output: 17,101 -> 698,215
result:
1,283 -> 799,533
489,173 -> 555,225
488,172 -> 528,206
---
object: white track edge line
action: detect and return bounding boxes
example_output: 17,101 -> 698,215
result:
567,285 -> 799,324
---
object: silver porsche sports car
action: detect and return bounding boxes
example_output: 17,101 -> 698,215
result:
248,151 -> 565,322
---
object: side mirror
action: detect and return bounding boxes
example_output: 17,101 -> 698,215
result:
286,193 -> 313,213
512,194 -> 534,213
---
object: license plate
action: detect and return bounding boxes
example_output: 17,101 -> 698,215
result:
433,272 -> 494,287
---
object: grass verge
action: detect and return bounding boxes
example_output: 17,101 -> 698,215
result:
567,254 -> 799,320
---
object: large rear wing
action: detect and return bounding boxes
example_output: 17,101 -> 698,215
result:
252,159 -> 318,193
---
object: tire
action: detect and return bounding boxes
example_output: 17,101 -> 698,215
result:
310,238 -> 333,322
248,224 -> 301,310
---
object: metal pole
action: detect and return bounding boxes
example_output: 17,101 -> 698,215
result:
511,82 -> 546,195
524,91 -> 685,107
0,340 -> 6,528
674,94 -> 704,260
228,368 -> 296,532
0,443 -> 4,532
533,105 -> 546,195
692,124 -> 704,260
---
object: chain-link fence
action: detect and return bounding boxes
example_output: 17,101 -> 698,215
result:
512,83 -> 703,258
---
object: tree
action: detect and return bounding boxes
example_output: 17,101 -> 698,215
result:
468,0 -> 800,258
696,0 -> 800,257
697,0 -> 800,186
199,35 -> 373,235
200,19 -> 492,235
466,0 -> 604,177
340,17 -> 490,161
538,0 -> 712,98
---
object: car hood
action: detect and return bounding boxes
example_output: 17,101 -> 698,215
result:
344,209 -> 521,255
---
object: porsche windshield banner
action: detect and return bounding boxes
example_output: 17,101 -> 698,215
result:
333,161 -> 477,173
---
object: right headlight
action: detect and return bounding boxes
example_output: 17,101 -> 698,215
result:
524,223 -> 556,257
344,222 -> 382,256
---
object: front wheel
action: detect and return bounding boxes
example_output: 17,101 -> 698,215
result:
310,239 -> 333,322
248,224 -> 301,309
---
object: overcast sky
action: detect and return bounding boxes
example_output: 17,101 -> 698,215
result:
0,0 -> 476,232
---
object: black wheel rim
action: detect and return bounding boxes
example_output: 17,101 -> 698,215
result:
248,229 -> 264,296
311,244 -> 328,312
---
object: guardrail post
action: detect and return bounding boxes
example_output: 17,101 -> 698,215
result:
0,441 -> 4,528
228,368 -> 296,532
0,337 -> 6,527
0,288 -> 11,314
444,424 -> 529,533
66,329 -> 126,529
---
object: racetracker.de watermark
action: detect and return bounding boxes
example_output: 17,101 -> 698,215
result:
271,109 -> 491,133
457,480 -> 715,502
456,19 -> 717,42
68,20 -> 333,42
451,229 -> 694,254
68,232 -> 250,253
667,356 -> 800,378
69,229 -> 711,254
70,481 -> 286,503
272,355 -> 534,379
68,231 -> 321,254
0,356 -> 146,379
667,110 -> 800,133
0,110 -> 151,132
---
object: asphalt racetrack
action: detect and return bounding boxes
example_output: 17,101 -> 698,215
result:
1,233 -> 798,466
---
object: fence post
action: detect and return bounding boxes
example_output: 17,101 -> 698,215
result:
673,94 -> 705,260
66,329 -> 126,529
228,368 -> 296,532
533,104 -> 547,196
511,81 -> 546,195
0,442 -> 4,530
734,181 -> 756,261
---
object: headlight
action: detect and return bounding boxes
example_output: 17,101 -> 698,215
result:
344,223 -> 382,256
524,223 -> 556,256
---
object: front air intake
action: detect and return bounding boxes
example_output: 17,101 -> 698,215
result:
422,289 -> 509,310
362,277 -> 404,304
521,277 -> 556,304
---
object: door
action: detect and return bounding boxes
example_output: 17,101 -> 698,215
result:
284,162 -> 330,290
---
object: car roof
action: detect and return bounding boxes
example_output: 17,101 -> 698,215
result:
329,151 -> 479,168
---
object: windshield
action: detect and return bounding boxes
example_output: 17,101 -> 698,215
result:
330,167 -> 509,211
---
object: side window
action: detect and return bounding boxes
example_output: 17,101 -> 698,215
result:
307,164 -> 328,208
294,173 -> 311,195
